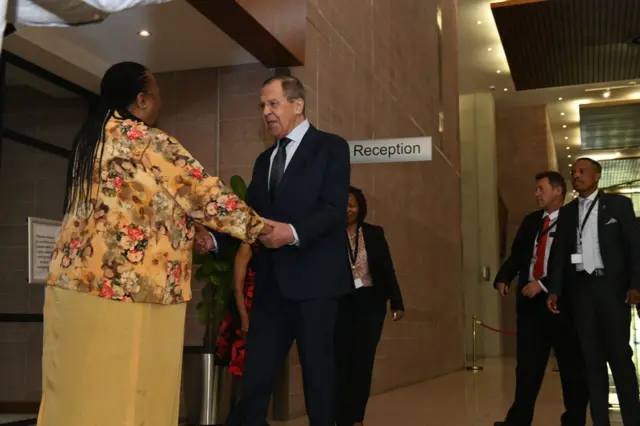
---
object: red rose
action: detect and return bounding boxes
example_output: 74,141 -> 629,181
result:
177,215 -> 187,228
190,168 -> 204,179
127,129 -> 144,140
127,226 -> 145,241
113,176 -> 124,190
225,197 -> 238,212
126,249 -> 144,264
174,264 -> 182,279
70,239 -> 80,249
99,284 -> 113,299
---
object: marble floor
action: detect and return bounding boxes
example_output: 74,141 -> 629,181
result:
0,358 -> 625,426
273,357 -> 620,426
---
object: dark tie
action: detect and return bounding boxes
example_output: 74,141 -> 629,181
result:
269,138 -> 291,201
533,215 -> 551,280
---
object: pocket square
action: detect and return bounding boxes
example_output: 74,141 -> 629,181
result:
605,218 -> 618,225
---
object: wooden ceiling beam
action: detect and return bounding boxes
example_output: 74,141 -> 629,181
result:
188,0 -> 306,68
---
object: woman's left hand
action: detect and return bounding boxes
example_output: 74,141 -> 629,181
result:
392,310 -> 405,322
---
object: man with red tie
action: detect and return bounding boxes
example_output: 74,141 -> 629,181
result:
493,171 -> 588,426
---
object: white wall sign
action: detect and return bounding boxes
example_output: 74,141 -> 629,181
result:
348,137 -> 432,164
28,217 -> 61,284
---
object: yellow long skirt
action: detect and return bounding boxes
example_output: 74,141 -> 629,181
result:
37,286 -> 187,426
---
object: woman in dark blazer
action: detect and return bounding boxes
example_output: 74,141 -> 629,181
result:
335,186 -> 405,426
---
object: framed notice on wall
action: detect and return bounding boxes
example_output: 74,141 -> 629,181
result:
28,217 -> 61,284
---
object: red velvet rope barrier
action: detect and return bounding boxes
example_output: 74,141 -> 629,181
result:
476,320 -> 518,336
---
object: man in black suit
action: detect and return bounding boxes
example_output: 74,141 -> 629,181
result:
494,171 -> 588,426
547,158 -> 640,426
225,75 -> 352,426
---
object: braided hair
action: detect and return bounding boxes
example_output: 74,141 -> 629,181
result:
64,62 -> 150,214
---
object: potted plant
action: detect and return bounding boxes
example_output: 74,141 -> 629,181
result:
183,175 -> 247,426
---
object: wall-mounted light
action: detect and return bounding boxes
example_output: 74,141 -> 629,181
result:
138,29 -> 151,37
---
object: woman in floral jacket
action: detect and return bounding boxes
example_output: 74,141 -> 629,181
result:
37,62 -> 267,426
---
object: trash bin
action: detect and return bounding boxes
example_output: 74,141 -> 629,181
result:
183,348 -> 234,426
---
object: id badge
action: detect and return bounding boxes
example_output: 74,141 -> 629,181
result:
571,254 -> 583,264
354,278 -> 364,289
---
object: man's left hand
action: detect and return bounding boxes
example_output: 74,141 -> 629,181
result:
522,281 -> 543,298
627,289 -> 640,305
259,219 -> 294,249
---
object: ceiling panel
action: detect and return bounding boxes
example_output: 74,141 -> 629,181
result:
491,0 -> 640,90
580,101 -> 640,150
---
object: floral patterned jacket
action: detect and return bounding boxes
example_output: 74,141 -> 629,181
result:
47,114 -> 263,305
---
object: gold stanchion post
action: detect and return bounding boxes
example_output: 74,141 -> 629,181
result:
466,315 -> 483,371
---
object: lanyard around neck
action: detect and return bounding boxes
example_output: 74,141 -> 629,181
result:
347,227 -> 361,266
578,193 -> 600,240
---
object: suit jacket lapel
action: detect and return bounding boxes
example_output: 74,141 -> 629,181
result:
259,146 -> 276,207
274,126 -> 318,200
568,200 -> 580,252
598,192 -> 608,232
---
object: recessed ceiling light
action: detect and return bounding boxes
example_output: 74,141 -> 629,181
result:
504,88 -> 508,92
496,70 -> 502,74
603,90 -> 611,98
562,125 -> 567,128
561,112 -> 565,116
138,29 -> 151,37
477,20 -> 483,24
631,92 -> 640,100
488,47 -> 493,51
558,97 -> 563,101
566,147 -> 570,150
567,155 -> 572,158
565,136 -> 569,140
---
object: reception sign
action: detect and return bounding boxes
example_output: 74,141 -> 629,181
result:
348,137 -> 432,164
28,217 -> 61,284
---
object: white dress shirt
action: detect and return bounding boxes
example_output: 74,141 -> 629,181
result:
529,209 -> 559,293
576,190 -> 604,273
268,119 -> 310,246
268,119 -> 310,187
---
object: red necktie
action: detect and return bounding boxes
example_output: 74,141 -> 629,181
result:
533,216 -> 551,280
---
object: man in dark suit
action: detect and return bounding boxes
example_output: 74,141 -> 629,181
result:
494,171 -> 588,426
547,157 -> 640,426
225,75 -> 352,426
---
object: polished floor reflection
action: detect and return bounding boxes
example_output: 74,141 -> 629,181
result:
1,356 -> 632,425
274,357 -> 618,426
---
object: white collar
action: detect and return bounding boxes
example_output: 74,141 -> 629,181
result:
579,189 -> 599,203
543,209 -> 560,221
280,119 -> 309,145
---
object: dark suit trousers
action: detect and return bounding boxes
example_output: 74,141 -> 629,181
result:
225,267 -> 338,426
505,294 -> 588,426
334,288 -> 387,426
570,273 -> 640,426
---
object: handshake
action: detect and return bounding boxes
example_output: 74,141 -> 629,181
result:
193,219 -> 294,254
